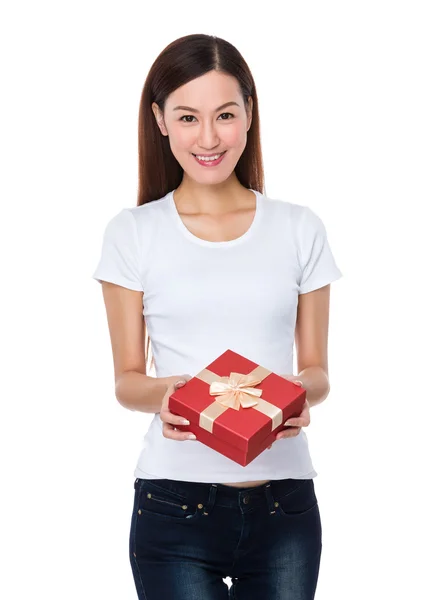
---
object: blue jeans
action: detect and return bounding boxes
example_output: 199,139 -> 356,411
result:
129,477 -> 322,599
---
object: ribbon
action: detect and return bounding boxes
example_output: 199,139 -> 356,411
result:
209,372 -> 263,409
195,365 -> 284,434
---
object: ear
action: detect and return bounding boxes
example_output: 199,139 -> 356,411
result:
151,102 -> 168,136
246,96 -> 253,131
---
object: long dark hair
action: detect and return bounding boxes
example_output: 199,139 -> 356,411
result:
137,33 -> 265,373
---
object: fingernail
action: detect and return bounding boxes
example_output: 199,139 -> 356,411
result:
188,434 -> 196,440
284,420 -> 292,426
293,380 -> 303,387
181,419 -> 190,425
175,380 -> 186,387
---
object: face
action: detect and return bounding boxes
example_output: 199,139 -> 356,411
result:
152,70 -> 253,184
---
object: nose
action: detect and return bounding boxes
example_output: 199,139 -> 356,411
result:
197,118 -> 220,151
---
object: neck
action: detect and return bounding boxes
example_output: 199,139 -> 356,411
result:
174,175 -> 254,216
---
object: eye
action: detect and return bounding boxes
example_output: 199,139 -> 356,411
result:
179,112 -> 235,123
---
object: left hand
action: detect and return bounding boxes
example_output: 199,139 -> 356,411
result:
267,376 -> 310,449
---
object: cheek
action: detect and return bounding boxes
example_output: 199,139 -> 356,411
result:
170,128 -> 195,150
222,123 -> 247,149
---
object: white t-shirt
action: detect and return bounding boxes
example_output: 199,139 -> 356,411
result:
92,188 -> 343,483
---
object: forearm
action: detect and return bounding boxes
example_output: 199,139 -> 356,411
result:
115,371 -> 172,413
297,366 -> 330,408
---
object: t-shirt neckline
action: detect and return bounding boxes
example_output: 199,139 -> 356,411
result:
168,188 -> 262,248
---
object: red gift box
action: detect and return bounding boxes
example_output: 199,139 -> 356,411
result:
168,349 -> 306,467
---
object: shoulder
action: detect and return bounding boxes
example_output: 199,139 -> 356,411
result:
127,193 -> 171,221
259,191 -> 319,228
126,193 -> 172,239
102,192 -> 172,237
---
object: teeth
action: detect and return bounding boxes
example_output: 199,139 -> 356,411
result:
195,152 -> 224,161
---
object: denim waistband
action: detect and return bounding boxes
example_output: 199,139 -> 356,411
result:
134,477 -> 313,513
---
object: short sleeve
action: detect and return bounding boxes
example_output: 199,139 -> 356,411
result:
92,208 -> 143,291
297,206 -> 343,294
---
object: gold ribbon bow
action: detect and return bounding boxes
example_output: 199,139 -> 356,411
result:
209,372 -> 263,410
195,365 -> 285,434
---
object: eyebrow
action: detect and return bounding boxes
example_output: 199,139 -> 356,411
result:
172,101 -> 240,113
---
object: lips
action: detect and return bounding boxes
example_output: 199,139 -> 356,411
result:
192,151 -> 227,167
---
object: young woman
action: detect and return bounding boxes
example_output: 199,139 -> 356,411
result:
93,33 -> 342,600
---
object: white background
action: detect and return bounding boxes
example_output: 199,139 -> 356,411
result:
1,1 -> 420,598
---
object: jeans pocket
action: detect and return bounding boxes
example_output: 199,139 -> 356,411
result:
273,479 -> 318,517
137,480 -> 200,522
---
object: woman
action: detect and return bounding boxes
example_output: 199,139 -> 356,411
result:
92,33 -> 342,600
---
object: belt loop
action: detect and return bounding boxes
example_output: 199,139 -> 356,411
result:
203,484 -> 218,516
264,482 -> 276,515
134,478 -> 143,492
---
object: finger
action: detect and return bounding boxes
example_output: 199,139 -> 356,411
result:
160,407 -> 191,427
165,376 -> 192,400
277,427 -> 301,439
162,422 -> 196,441
284,414 -> 310,427
284,419 -> 298,427
163,375 -> 190,399
279,375 -> 303,386
169,376 -> 191,395
284,418 -> 306,427
172,381 -> 186,391
175,374 -> 193,386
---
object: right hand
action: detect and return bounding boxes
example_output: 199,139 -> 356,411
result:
160,375 -> 196,441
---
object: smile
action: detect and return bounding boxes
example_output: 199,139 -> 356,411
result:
192,151 -> 227,166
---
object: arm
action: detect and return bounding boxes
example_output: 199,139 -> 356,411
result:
100,281 -> 176,412
294,284 -> 332,408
